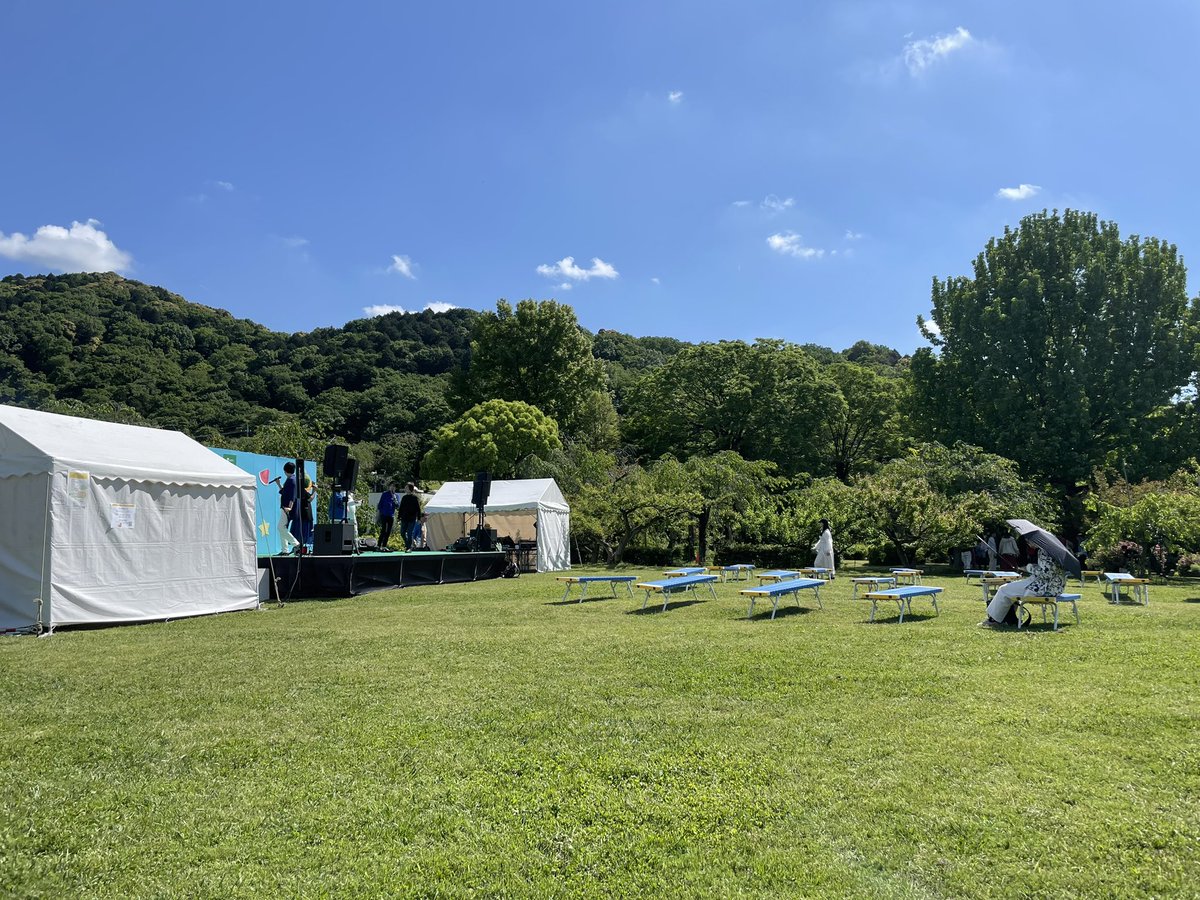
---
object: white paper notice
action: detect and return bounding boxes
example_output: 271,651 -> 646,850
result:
110,503 -> 136,529
68,471 -> 89,503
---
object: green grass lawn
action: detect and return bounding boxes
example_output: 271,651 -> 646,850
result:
2,564 -> 1197,898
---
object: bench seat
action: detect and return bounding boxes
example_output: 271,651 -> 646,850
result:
739,578 -> 824,620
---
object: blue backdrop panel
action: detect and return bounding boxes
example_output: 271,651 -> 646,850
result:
208,448 -> 317,556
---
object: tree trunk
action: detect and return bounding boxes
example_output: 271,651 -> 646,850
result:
697,507 -> 711,564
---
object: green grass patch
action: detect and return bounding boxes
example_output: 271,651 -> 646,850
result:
2,565 -> 1197,897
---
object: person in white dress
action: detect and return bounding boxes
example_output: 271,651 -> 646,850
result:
812,518 -> 835,578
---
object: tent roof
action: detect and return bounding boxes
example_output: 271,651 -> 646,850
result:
424,478 -> 569,513
0,405 -> 255,485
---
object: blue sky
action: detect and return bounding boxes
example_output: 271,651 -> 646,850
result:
2,1 -> 1198,352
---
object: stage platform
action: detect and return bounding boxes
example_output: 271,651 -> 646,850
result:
260,549 -> 507,600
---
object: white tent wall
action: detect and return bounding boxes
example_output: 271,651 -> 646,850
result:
0,472 -> 52,631
422,478 -> 571,573
0,405 -> 261,630
47,473 -> 259,626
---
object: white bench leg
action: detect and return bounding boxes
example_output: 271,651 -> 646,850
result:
814,587 -> 823,610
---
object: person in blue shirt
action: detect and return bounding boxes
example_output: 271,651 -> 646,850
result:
377,484 -> 397,551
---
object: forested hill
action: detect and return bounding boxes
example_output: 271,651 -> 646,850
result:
0,272 -> 478,442
0,273 -> 700,473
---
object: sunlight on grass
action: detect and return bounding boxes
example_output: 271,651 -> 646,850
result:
2,565 -> 1197,897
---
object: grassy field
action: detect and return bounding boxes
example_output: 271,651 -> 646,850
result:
2,563 -> 1197,898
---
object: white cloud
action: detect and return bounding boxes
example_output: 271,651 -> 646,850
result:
364,304 -> 409,317
761,194 -> 795,212
767,231 -> 825,259
651,277 -> 660,285
536,256 -> 619,282
556,282 -> 573,292
388,254 -> 416,278
731,200 -> 752,207
363,301 -> 457,317
845,230 -> 863,240
668,90 -> 684,104
0,219 -> 133,273
280,236 -> 309,248
215,180 -> 235,191
904,26 -> 973,75
996,183 -> 1041,200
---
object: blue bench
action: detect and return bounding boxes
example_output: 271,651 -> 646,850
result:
739,578 -> 824,620
1015,593 -> 1081,630
707,563 -> 755,582
663,566 -> 707,578
861,585 -> 943,623
556,575 -> 639,603
964,569 -> 1015,584
635,574 -> 719,611
756,570 -> 801,585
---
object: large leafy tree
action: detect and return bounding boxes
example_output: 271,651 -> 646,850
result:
816,361 -> 907,482
454,299 -> 615,443
624,340 -> 840,474
855,442 -> 1058,565
421,399 -> 562,480
911,209 -> 1199,503
682,451 -> 774,562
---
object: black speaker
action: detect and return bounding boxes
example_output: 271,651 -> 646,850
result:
469,526 -> 497,551
340,456 -> 359,489
314,523 -> 355,555
323,444 -> 348,478
471,471 -> 491,508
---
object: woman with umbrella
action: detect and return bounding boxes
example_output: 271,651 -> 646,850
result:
980,519 -> 1079,628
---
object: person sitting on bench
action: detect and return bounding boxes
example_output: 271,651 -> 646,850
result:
980,548 -> 1066,628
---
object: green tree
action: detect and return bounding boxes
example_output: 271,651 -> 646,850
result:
855,442 -> 1057,565
574,457 -> 701,564
816,361 -> 907,482
683,451 -> 775,562
624,340 -> 840,474
421,399 -> 562,479
911,209 -> 1199,510
455,299 -> 615,443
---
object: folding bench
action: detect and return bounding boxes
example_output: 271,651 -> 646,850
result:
1103,573 -> 1149,606
755,569 -> 801,585
634,574 -> 719,611
663,566 -> 707,578
556,575 -> 639,603
1014,593 -> 1081,631
980,574 -> 1021,604
964,569 -> 1018,584
739,578 -> 824,620
890,568 -> 924,585
1079,569 -> 1103,585
861,585 -> 943,623
797,567 -> 834,581
850,576 -> 896,598
706,563 -> 755,582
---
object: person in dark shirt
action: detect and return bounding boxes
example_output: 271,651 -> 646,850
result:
398,482 -> 422,550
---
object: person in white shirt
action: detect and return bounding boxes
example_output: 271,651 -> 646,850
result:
812,518 -> 835,577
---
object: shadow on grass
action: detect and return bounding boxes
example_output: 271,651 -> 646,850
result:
626,599 -> 706,615
1183,598 -> 1200,604
544,596 -> 625,606
861,611 -> 941,625
744,605 -> 818,622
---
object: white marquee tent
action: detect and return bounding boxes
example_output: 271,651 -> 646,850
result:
0,405 -> 260,632
423,478 -> 570,572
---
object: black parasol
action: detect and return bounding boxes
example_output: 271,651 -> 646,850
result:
1005,519 -> 1082,578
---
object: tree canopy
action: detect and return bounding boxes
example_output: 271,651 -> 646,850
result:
911,209 -> 1199,496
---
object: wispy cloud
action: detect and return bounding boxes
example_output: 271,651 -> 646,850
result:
556,282 -> 573,292
761,194 -> 795,213
214,180 -> 235,192
388,254 -> 417,279
996,183 -> 1041,200
280,236 -> 309,248
536,256 -> 619,282
0,219 -> 133,273
845,230 -> 863,240
668,90 -> 684,104
731,200 -> 752,207
363,301 -> 458,317
767,231 -> 825,260
651,277 -> 660,285
904,26 -> 973,75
